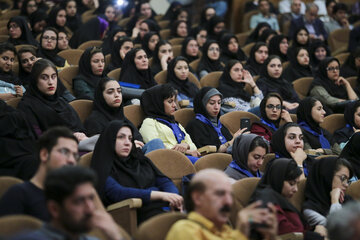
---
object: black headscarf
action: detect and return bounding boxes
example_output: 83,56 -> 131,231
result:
141,31 -> 160,58
0,43 -> 21,85
296,97 -> 322,133
101,26 -> 126,55
310,57 -> 348,99
259,93 -> 283,130
163,2 -> 182,20
303,157 -> 353,216
181,37 -> 199,63
291,27 -> 310,49
199,7 -> 214,27
206,16 -> 225,41
245,42 -> 268,76
73,47 -> 105,89
134,19 -> 160,44
220,33 -> 247,63
268,35 -> 288,63
140,84 -> 176,122
7,16 -> 38,46
29,10 -> 47,37
37,28 -> 66,67
17,59 -> 83,133
258,55 -> 296,101
245,22 -> 271,44
340,132 -> 360,178
47,6 -> 67,32
107,37 -> 132,72
251,158 -> 303,214
75,0 -> 90,15
344,100 -> 360,129
309,40 -> 331,71
61,0 -> 82,32
258,28 -> 278,43
271,122 -> 301,158
20,0 -> 36,17
197,40 -> 224,76
119,48 -> 156,89
166,56 -> 198,99
283,47 -> 313,83
217,59 -> 251,102
170,20 -> 187,39
340,47 -> 360,78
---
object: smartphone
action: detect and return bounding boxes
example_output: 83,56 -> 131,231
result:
240,118 -> 251,131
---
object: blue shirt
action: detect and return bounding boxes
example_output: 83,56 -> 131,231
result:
250,13 -> 280,31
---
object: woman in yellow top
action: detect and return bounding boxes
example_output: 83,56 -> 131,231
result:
140,84 -> 200,163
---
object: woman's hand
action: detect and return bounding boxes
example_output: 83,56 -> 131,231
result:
230,128 -> 249,145
161,192 -> 184,211
73,132 -> 88,141
14,85 -> 23,97
330,188 -> 344,204
290,148 -> 307,165
314,225 -> 327,238
172,143 -> 189,153
134,140 -> 144,149
186,149 -> 201,157
334,77 -> 348,86
281,109 -> 292,122
283,101 -> 299,110
241,70 -> 255,86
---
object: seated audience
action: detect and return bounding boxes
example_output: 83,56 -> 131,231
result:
101,26 -> 127,56
258,28 -> 278,45
296,97 -> 341,155
309,40 -> 330,72
217,59 -> 263,113
279,0 -> 305,25
139,84 -> 200,162
244,42 -> 269,76
283,47 -> 313,83
105,37 -> 133,73
181,37 -> 200,63
29,9 -> 47,38
190,26 -> 208,49
141,31 -> 160,58
224,133 -> 269,181
197,40 -> 224,79
47,6 -> 68,33
57,30 -> 70,51
220,33 -> 247,64
151,40 -> 173,77
91,120 -> 182,224
250,0 -> 280,31
206,16 -> 226,41
62,0 -> 82,33
20,0 -> 37,19
7,16 -> 38,46
245,22 -> 271,45
303,157 -> 353,227
251,93 -> 292,142
340,132 -> 360,181
132,19 -> 159,44
170,20 -> 188,39
324,3 -> 353,34
199,7 -> 216,27
348,26 -> 360,52
126,1 -> 157,37
287,27 -> 310,59
340,47 -> 360,78
268,35 -> 289,62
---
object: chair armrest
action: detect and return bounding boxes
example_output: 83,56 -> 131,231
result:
198,145 -> 217,155
279,232 -> 304,240
106,198 -> 142,211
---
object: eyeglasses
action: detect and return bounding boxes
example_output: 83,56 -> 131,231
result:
8,24 -> 19,29
326,66 -> 340,72
43,36 -> 57,41
266,104 -> 281,110
335,175 -> 351,185
208,47 -> 219,52
57,148 -> 80,161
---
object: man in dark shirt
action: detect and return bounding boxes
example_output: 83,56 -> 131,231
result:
0,126 -> 79,220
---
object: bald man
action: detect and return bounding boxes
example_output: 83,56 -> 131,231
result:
166,169 -> 278,240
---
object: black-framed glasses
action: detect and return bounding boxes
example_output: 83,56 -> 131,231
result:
326,66 -> 340,72
266,104 -> 281,110
335,175 -> 351,185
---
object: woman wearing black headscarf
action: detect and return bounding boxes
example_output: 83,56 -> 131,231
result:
17,59 -> 86,140
258,28 -> 277,45
197,40 -> 224,78
309,40 -> 331,72
141,31 -> 160,58
91,120 -> 182,224
244,42 -> 269,77
186,87 -> 234,151
287,27 -> 310,60
166,56 -> 198,108
61,0 -> 82,33
333,100 -> 360,146
151,40 -> 173,77
7,16 -> 38,46
126,0 -> 157,36
206,16 -> 225,41
303,157 -> 353,227
139,84 -> 200,162
271,122 -> 314,177
132,19 -> 160,44
297,97 -> 341,155
251,93 -> 292,142
29,9 -> 47,38
309,57 -> 358,112
250,158 -> 311,236
245,22 -> 271,45
340,132 -> 360,181
256,55 -> 300,112
220,33 -> 247,64
199,7 -> 216,27
101,26 -> 127,56
37,28 -> 69,71
181,37 -> 200,63
340,47 -> 360,78
20,0 -> 37,19
47,6 -> 68,33
217,59 -> 262,113
283,47 -> 313,83
169,20 -> 188,39
105,37 -> 133,73
163,2 -> 182,21
224,133 -> 269,181
73,47 -> 105,100
268,35 -> 289,63
118,48 -> 156,90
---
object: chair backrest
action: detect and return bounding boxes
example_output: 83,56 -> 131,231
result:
136,212 -> 187,240
168,37 -> 184,46
158,20 -> 170,29
242,10 -> 259,32
200,71 -> 222,88
69,99 -> 93,123
0,26 -> 7,35
259,153 -> 275,173
0,176 -> 23,200
107,68 -> 121,80
235,31 -> 251,47
58,65 -> 79,95
154,70 -> 201,89
0,34 -> 9,42
12,62 -> 19,76
123,105 -> 145,129
346,180 -> 360,200
0,215 -> 42,237
118,17 -> 131,27
172,45 -> 182,57
0,9 -> 20,20
242,42 -> 255,57
57,49 -> 84,66
77,40 -> 103,50
81,9 -> 96,22
335,52 -> 350,66
189,59 -> 200,72
145,149 -> 196,192
292,77 -> 313,99
230,178 -> 260,226
5,97 -> 22,108
289,179 -> 307,212
159,29 -> 171,40
194,153 -> 232,172
320,113 -> 345,135
105,54 -> 111,67
173,108 -> 195,128
78,151 -> 93,168
15,44 -> 36,53
220,111 -> 260,135
328,28 -> 350,52
347,76 -> 357,89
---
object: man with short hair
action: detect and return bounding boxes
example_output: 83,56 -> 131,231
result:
250,0 -> 280,31
279,0 -> 305,15
166,169 -> 278,240
289,3 -> 328,41
13,166 -> 124,240
0,127 -> 79,221
280,0 -> 305,29
324,3 -> 353,34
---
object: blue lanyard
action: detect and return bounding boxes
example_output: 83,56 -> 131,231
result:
298,121 -> 331,149
195,114 -> 227,144
156,118 -> 185,144
260,119 -> 277,131
229,160 -> 262,178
